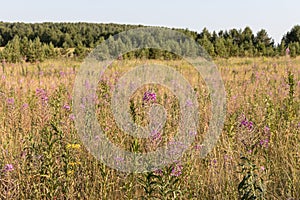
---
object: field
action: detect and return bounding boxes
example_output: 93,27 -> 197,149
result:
0,57 -> 299,199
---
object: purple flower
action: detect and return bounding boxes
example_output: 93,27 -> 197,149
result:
189,131 -> 197,136
286,47 -> 290,56
59,71 -> 65,76
143,91 -> 156,103
7,97 -> 15,105
241,120 -> 247,126
259,139 -> 269,148
114,157 -> 124,165
36,88 -> 48,103
260,166 -> 265,171
154,168 -> 163,176
171,163 -> 183,177
22,103 -> 29,109
69,114 -> 75,121
186,99 -> 193,107
248,121 -> 253,130
212,158 -> 217,164
85,80 -> 91,90
151,131 -> 162,141
194,144 -> 203,150
63,104 -> 71,110
264,126 -> 270,133
240,117 -> 254,130
3,164 -> 14,172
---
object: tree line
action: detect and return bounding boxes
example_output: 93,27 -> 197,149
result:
0,22 -> 300,63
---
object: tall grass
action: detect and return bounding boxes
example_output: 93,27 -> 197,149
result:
0,57 -> 299,199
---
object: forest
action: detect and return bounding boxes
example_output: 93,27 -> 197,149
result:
1,22 -> 300,62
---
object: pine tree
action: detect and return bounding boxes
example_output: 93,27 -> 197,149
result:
214,37 -> 228,58
74,42 -> 87,59
3,35 -> 22,63
198,34 -> 215,56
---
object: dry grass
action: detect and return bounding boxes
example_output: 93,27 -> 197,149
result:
0,57 -> 299,199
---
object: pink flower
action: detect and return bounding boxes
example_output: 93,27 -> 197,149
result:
171,163 -> 183,177
3,164 -> 14,172
286,47 -> 290,56
69,114 -> 75,121
154,168 -> 163,176
36,88 -> 48,103
63,104 -> 71,110
143,91 -> 156,103
7,98 -> 15,105
22,103 -> 29,109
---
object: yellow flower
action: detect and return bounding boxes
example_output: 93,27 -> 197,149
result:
68,162 -> 76,166
66,143 -> 81,150
67,170 -> 74,175
72,144 -> 81,149
68,161 -> 82,166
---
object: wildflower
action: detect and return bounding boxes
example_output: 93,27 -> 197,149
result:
66,143 -> 81,150
248,121 -> 254,130
63,104 -> 70,110
7,97 -> 15,105
68,161 -> 82,166
36,88 -> 48,103
80,103 -> 85,109
114,156 -> 124,165
85,80 -> 91,90
22,103 -> 29,109
259,139 -> 269,148
189,131 -> 197,136
286,47 -> 290,56
260,126 -> 271,148
171,163 -> 183,177
67,170 -> 74,175
59,71 -> 65,76
151,131 -> 162,141
260,166 -> 265,171
3,164 -> 14,172
224,155 -> 232,161
212,158 -> 217,165
69,114 -> 75,121
194,144 -> 203,150
154,168 -> 163,176
143,91 -> 156,103
264,126 -> 270,133
240,117 -> 254,130
186,99 -> 193,107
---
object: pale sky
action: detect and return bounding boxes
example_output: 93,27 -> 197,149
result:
1,0 -> 299,44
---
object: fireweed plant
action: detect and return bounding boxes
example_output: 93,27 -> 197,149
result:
0,57 -> 299,199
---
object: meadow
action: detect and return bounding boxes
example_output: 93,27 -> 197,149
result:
0,56 -> 299,199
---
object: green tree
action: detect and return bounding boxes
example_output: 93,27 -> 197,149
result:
214,37 -> 228,58
198,34 -> 215,56
283,25 -> 300,44
288,42 -> 300,58
20,36 -> 29,59
32,37 -> 45,62
74,42 -> 87,59
60,41 -> 69,56
2,35 -> 22,63
289,43 -> 297,58
254,29 -> 274,56
43,42 -> 57,59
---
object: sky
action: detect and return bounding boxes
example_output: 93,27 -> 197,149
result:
1,0 -> 299,44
